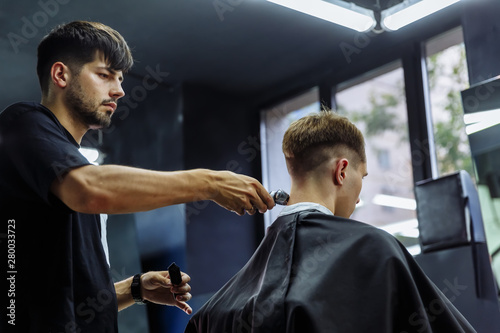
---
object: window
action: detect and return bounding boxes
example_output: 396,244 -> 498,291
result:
425,27 -> 473,177
335,63 -> 419,253
259,28 -> 476,256
377,149 -> 391,170
260,88 -> 320,227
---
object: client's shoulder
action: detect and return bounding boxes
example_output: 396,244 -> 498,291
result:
298,211 -> 405,250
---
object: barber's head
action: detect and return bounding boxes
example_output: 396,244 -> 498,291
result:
37,21 -> 134,129
282,110 -> 367,217
37,20 -> 133,96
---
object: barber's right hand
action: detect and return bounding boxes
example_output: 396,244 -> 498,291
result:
209,171 -> 275,216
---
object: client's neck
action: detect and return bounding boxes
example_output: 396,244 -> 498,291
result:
287,179 -> 337,215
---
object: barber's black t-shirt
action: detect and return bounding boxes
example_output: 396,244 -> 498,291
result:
0,102 -> 118,333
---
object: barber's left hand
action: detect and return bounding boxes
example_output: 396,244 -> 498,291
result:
140,270 -> 192,315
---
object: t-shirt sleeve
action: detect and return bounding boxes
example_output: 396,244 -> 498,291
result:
1,108 -> 91,205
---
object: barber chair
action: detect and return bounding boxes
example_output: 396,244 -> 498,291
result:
414,170 -> 500,332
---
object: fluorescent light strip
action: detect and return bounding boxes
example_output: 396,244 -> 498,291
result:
378,218 -> 418,235
399,228 -> 420,238
466,119 -> 500,135
406,244 -> 422,256
372,194 -> 417,210
382,0 -> 460,31
464,108 -> 500,135
463,109 -> 500,124
267,0 -> 375,32
378,219 -> 421,255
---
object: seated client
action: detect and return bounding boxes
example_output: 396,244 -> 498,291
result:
185,111 -> 475,333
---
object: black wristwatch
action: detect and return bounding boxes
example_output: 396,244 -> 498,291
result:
131,273 -> 149,305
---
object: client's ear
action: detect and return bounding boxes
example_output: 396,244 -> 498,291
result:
334,158 -> 349,185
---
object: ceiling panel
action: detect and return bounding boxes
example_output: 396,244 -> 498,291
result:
0,0 -> 461,110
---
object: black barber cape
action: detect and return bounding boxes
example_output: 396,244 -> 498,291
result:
185,207 -> 476,333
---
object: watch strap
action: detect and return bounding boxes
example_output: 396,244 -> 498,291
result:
131,273 -> 149,305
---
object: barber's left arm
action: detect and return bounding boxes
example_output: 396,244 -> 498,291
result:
115,270 -> 192,314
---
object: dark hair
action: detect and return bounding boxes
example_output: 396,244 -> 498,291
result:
37,21 -> 134,94
282,110 -> 366,175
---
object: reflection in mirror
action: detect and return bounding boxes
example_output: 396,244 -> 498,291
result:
461,76 -> 500,288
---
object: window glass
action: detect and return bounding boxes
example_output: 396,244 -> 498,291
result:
260,88 -> 320,227
425,27 -> 473,177
335,63 -> 419,253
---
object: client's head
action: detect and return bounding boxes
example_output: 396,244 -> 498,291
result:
282,110 -> 367,217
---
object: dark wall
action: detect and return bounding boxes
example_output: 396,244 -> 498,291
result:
182,83 -> 265,311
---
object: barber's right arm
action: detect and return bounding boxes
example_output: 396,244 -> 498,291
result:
50,165 -> 275,215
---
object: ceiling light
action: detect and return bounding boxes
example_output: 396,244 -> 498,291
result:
382,0 -> 461,31
267,0 -> 376,32
372,194 -> 417,210
464,109 -> 500,135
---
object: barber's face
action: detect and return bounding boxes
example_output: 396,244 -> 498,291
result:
64,54 -> 125,129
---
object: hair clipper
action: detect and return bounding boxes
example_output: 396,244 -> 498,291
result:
270,189 -> 290,205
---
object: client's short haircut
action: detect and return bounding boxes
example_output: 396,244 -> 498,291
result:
282,110 -> 366,175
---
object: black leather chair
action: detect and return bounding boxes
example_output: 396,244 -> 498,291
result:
414,170 -> 500,332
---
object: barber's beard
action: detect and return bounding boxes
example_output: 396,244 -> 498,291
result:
65,81 -> 113,129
